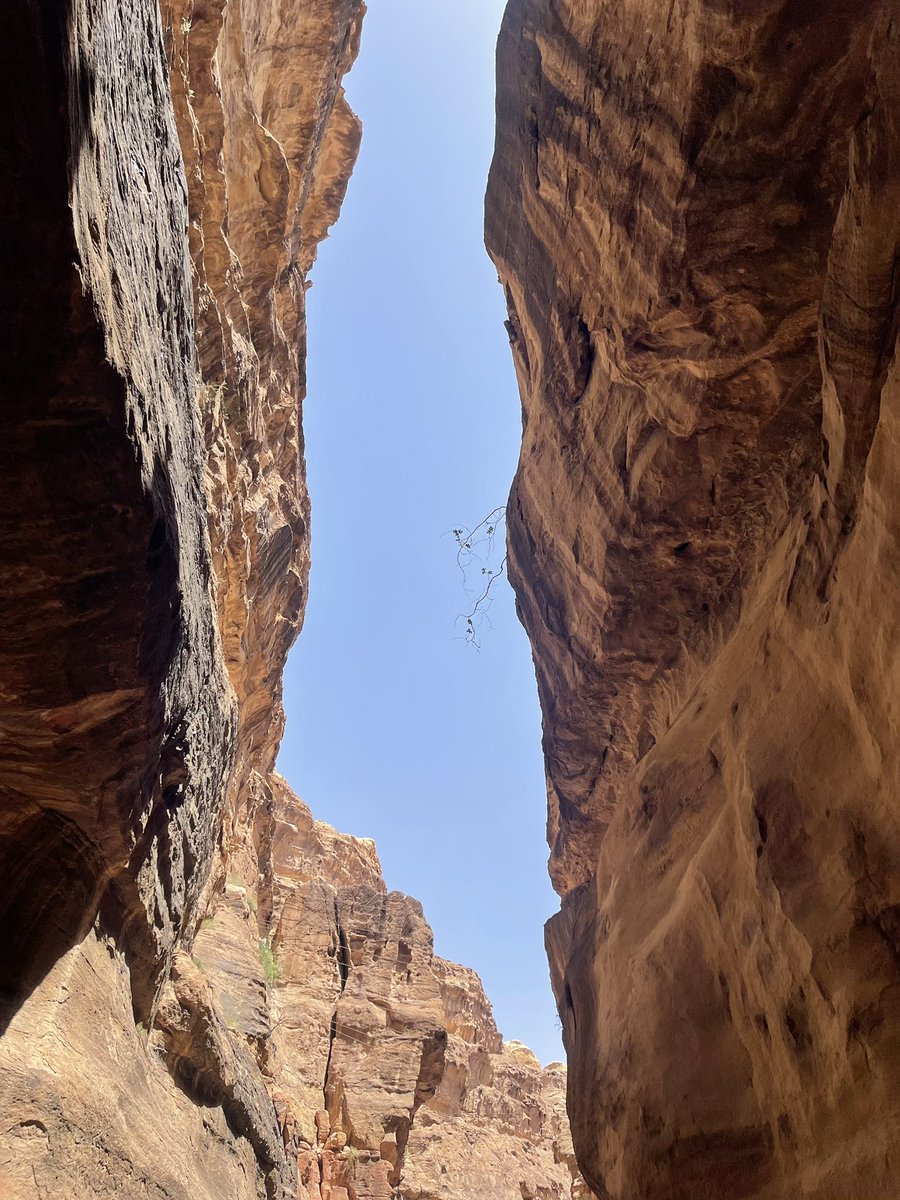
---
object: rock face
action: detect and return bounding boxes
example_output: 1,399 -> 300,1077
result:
1,0 -> 362,1191
486,2 -> 900,1198
200,776 -> 587,1200
0,2 -> 583,1198
161,0 -> 366,844
1,0 -> 236,1048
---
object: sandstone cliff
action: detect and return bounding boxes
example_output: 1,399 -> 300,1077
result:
195,775 -> 587,1200
1,0 -> 363,1194
486,2 -> 900,1198
0,2 -> 582,1197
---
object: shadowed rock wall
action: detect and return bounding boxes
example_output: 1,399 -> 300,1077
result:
0,0 -> 235,1043
486,1 -> 900,1197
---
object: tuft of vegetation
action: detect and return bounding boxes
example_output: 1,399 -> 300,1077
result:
180,16 -> 191,34
192,955 -> 208,972
201,916 -> 215,929
258,938 -> 280,984
247,894 -> 258,915
343,1145 -> 361,1178
135,1020 -> 147,1038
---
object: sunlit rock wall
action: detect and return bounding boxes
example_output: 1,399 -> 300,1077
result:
486,1 -> 900,1197
219,777 -> 590,1200
162,0 -> 365,861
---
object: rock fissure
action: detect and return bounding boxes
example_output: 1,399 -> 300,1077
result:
336,908 -> 352,993
322,1010 -> 340,1119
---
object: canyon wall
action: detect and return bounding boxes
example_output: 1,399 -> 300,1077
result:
0,2 -> 582,1198
197,775 -> 587,1200
0,0 -> 363,1194
486,1 -> 900,1198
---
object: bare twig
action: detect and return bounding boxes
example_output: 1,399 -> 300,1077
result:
448,507 -> 508,649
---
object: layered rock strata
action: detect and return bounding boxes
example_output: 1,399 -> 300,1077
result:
487,1 -> 900,1198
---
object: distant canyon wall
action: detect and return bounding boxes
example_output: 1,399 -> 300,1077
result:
487,1 -> 900,1198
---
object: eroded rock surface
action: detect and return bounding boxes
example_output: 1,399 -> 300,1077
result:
487,2 -> 900,1197
1,0 -> 235,1045
209,777 -> 587,1200
161,0 -> 366,849
0,2 -> 583,1197
1,0 -> 353,1195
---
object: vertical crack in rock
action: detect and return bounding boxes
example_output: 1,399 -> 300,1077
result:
336,903 -> 352,993
320,896 -> 349,1131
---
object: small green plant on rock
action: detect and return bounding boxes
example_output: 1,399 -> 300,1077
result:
258,938 -> 280,983
343,1145 -> 361,1178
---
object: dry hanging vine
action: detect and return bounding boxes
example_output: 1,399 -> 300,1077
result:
450,506 -> 508,648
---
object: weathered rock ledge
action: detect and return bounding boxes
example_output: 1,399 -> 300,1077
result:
487,1 -> 900,1197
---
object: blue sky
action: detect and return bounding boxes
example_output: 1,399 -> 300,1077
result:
277,0 -> 564,1065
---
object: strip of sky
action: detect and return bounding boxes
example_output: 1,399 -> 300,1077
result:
278,0 -> 564,1065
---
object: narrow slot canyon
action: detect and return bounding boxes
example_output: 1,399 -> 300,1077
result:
1,2 -> 899,1200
